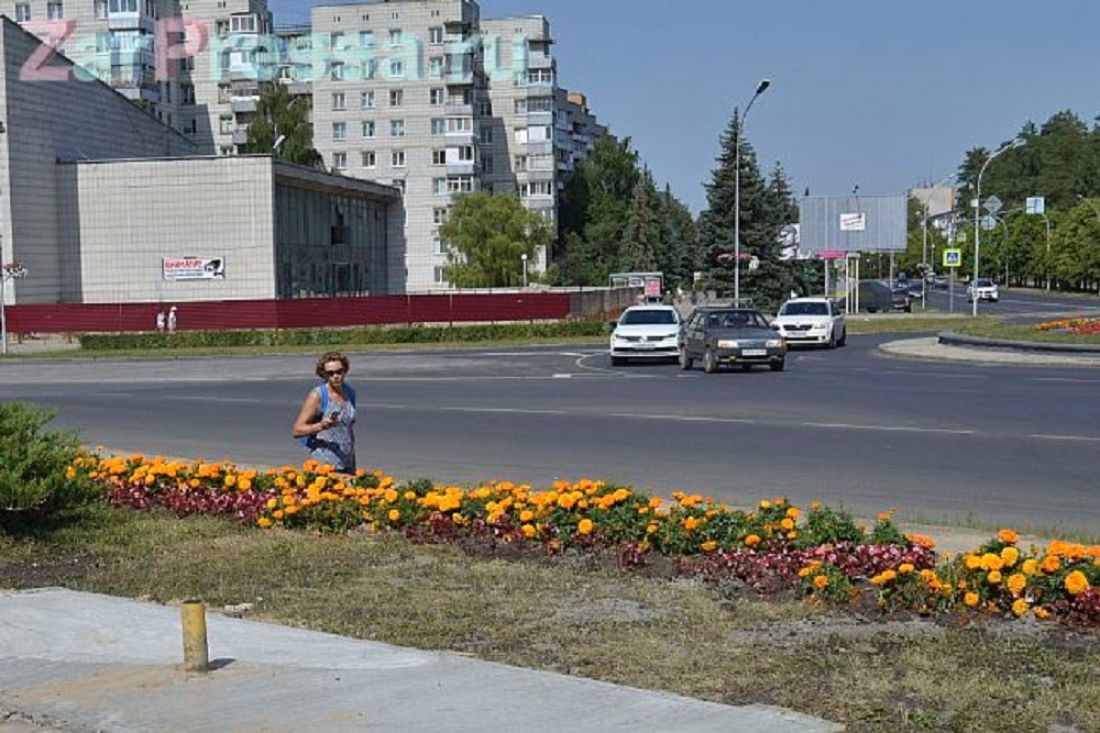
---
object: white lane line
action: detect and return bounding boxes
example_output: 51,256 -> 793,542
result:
608,413 -> 757,425
800,422 -> 977,436
1029,434 -> 1100,443
159,395 -> 266,403
574,352 -> 628,376
1031,378 -> 1100,384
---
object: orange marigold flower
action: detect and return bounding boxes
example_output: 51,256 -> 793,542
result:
870,574 -> 885,586
1065,570 -> 1090,596
646,522 -> 659,535
577,518 -> 594,535
898,563 -> 915,575
700,540 -> 717,553
786,507 -> 801,519
964,554 -> 982,571
256,517 -> 273,529
1040,555 -> 1061,574
780,518 -> 795,531
388,509 -> 401,522
878,511 -> 892,522
266,498 -> 278,510
744,534 -> 761,548
799,566 -> 815,578
1034,606 -> 1051,620
1007,573 -> 1028,595
813,575 -> 829,590
521,524 -> 536,539
810,501 -> 822,510
880,569 -> 897,582
981,553 -> 1004,572
997,529 -> 1019,544
759,500 -> 772,510
964,592 -> 980,608
1000,546 -> 1019,567
1021,558 -> 1039,576
987,570 -> 1003,584
520,510 -> 535,523
1012,598 -> 1029,617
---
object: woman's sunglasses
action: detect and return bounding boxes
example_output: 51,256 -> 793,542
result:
324,368 -> 346,377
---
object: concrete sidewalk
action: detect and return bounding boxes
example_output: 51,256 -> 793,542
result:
879,337 -> 1100,367
0,588 -> 838,733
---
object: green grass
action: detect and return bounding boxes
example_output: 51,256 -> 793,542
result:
846,315 -> 998,336
2,506 -> 1098,733
952,321 -> 1100,345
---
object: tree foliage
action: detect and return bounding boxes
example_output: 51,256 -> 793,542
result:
246,84 -> 323,167
438,192 -> 552,288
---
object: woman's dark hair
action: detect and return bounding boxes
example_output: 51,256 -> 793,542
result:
315,351 -> 350,379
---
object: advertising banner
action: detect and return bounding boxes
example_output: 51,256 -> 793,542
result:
163,257 -> 226,281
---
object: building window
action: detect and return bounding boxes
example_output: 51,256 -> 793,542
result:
330,62 -> 345,81
47,1 -> 63,19
434,266 -> 446,284
391,178 -> 406,194
231,14 -> 258,32
429,57 -> 443,78
429,27 -> 443,44
529,96 -> 553,113
333,151 -> 347,169
433,208 -> 448,224
361,90 -> 375,108
332,122 -> 347,141
481,155 -> 494,174
479,100 -> 492,116
447,117 -> 472,133
388,28 -> 402,46
431,118 -> 445,136
432,149 -> 446,166
361,120 -> 375,138
455,145 -> 474,162
219,114 -> 233,134
430,88 -> 445,106
522,181 -> 553,198
433,178 -> 447,195
389,59 -> 404,78
514,99 -> 528,115
434,237 -> 449,255
108,0 -> 137,13
389,89 -> 403,107
479,127 -> 493,144
14,3 -> 30,21
514,127 -> 528,144
391,150 -> 406,168
359,30 -> 374,47
332,91 -> 346,110
390,119 -> 405,137
329,31 -> 345,49
527,69 -> 553,85
361,150 -> 376,168
513,156 -> 528,171
448,176 -> 474,193
363,59 -> 377,79
94,0 -> 107,18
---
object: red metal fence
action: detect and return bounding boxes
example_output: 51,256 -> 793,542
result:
6,293 -> 574,334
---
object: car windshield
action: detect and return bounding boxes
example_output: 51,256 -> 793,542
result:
976,279 -> 993,287
705,310 -> 766,329
780,302 -> 828,316
621,309 -> 677,326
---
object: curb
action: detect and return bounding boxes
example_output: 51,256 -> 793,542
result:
938,330 -> 1100,354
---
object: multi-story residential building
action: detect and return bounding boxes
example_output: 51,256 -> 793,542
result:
311,0 -> 610,292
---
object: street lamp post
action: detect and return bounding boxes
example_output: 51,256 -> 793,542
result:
921,174 -> 955,310
521,253 -> 528,288
973,138 -> 1024,317
733,78 -> 771,302
1,261 -> 28,356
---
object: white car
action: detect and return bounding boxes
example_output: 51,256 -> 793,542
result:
609,304 -> 682,365
967,278 -> 999,303
773,297 -> 846,349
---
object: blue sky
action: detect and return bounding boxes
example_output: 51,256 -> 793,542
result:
270,0 -> 1100,212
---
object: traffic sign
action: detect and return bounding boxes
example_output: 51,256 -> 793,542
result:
1026,196 -> 1045,215
980,215 -> 999,231
943,248 -> 962,268
983,196 -> 1003,215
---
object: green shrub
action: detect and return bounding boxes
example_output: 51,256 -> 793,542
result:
0,402 -> 94,530
79,321 -> 607,351
795,504 -> 866,548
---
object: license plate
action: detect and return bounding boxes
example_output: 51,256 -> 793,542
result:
636,343 -> 656,350
742,349 -> 767,357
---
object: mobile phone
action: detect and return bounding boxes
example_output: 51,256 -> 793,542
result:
328,411 -> 341,422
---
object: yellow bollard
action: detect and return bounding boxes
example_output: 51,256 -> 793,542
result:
180,599 -> 209,673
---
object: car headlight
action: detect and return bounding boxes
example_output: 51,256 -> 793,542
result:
716,340 -> 739,349
766,339 -> 783,348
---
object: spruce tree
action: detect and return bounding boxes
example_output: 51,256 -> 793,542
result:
620,171 -> 661,272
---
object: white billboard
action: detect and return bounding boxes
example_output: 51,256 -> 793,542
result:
839,213 -> 866,232
163,257 -> 226,281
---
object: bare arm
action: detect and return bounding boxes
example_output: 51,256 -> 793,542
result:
292,389 -> 337,438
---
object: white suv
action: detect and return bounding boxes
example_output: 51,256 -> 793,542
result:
967,278 -> 999,303
773,297 -> 846,349
609,304 -> 682,365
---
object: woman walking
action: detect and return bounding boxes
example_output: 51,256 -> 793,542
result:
292,351 -> 358,473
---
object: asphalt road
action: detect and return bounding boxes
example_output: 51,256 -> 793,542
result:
918,283 -> 1100,318
1,338 -> 1098,534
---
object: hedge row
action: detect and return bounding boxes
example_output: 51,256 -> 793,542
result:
79,321 -> 608,351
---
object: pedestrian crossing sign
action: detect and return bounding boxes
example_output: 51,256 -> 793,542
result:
943,248 -> 962,268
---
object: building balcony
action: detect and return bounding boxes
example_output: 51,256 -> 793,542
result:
444,69 -> 475,85
279,79 -> 312,97
444,102 -> 473,117
524,195 -> 556,209
115,84 -> 159,103
230,96 -> 258,113
526,140 -> 553,156
108,12 -> 154,32
231,129 -> 249,145
446,160 -> 476,176
527,53 -> 553,70
526,82 -> 554,97
444,130 -> 477,146
527,110 -> 553,126
525,168 -> 555,183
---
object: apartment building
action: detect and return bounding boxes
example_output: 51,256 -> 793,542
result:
4,0 -> 274,153
310,0 -> 610,292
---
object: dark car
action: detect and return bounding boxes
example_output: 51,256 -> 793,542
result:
857,281 -> 911,313
678,308 -> 787,373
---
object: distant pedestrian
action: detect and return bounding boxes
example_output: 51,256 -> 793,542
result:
167,306 -> 177,334
690,290 -> 698,306
293,352 -> 358,473
155,310 -> 166,333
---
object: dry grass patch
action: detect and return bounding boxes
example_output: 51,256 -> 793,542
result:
2,508 -> 1098,733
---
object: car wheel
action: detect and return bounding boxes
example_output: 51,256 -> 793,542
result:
703,348 -> 719,374
827,330 -> 837,349
837,329 -> 847,347
679,350 -> 693,371
610,356 -> 626,367
770,359 -> 786,372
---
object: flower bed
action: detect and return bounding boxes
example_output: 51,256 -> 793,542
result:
1035,317 -> 1100,336
72,453 -> 1100,628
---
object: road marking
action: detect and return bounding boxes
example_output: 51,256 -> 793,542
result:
1028,433 -> 1100,443
159,396 -> 266,403
1030,377 -> 1100,385
608,413 -> 758,425
574,352 -> 628,376
799,422 -> 977,436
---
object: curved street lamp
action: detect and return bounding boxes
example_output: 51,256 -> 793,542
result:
1,261 -> 28,355
733,78 -> 771,302
973,138 -> 1025,317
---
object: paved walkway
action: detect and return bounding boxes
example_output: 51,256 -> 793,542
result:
879,337 -> 1100,367
0,589 -> 839,733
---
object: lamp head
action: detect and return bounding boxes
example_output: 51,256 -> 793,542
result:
755,79 -> 771,95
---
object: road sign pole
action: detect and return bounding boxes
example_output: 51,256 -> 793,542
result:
949,270 -> 955,314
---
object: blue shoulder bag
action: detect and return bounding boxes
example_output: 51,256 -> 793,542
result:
298,384 -> 357,449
